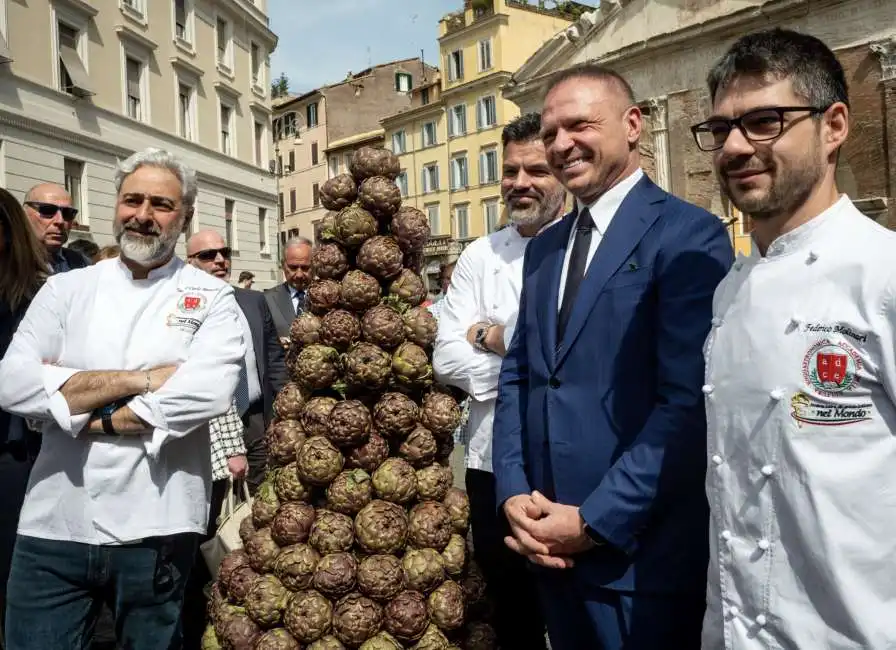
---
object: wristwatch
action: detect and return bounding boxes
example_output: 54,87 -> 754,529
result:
583,521 -> 606,547
98,403 -> 121,437
473,325 -> 491,352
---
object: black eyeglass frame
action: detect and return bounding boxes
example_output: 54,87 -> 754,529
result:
188,247 -> 232,262
690,105 -> 831,152
24,201 -> 79,222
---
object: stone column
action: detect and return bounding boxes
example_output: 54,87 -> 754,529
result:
870,37 -> 896,228
648,97 -> 672,192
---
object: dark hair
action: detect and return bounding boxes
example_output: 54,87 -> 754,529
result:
238,271 -> 255,282
502,113 -> 542,148
707,28 -> 849,108
67,238 -> 99,261
0,187 -> 47,310
544,63 -> 636,105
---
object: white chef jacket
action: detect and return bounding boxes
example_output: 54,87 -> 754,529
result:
0,257 -> 246,544
434,225 -> 542,472
703,195 -> 896,649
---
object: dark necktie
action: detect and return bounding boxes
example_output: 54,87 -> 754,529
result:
557,208 -> 594,341
292,290 -> 305,316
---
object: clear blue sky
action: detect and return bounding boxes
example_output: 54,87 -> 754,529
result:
268,0 -> 461,94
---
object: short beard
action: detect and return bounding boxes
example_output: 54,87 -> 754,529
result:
114,215 -> 184,267
507,188 -> 566,231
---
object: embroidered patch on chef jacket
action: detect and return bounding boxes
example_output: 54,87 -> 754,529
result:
790,392 -> 873,427
166,313 -> 202,333
177,294 -> 206,313
802,338 -> 862,397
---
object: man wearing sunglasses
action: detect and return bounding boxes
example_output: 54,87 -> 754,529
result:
23,183 -> 88,274
696,29 -> 896,649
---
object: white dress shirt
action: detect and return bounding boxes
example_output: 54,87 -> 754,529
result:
0,257 -> 246,544
558,168 -> 643,306
703,196 -> 896,649
434,224 -> 551,472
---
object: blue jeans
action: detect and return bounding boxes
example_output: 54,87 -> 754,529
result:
5,533 -> 198,650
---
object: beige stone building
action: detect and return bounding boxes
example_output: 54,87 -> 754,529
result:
272,57 -> 438,244
0,0 -> 281,286
504,0 -> 895,257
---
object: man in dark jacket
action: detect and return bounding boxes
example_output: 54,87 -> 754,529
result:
24,183 -> 88,273
264,236 -> 312,345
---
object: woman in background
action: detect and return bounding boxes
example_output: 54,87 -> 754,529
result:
0,187 -> 48,641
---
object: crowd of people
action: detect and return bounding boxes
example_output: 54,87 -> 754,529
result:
0,26 -> 891,650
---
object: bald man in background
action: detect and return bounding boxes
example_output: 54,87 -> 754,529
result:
23,183 -> 88,273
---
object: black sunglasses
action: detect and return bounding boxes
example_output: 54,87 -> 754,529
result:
189,247 -> 232,262
24,201 -> 79,221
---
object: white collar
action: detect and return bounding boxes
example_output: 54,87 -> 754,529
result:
115,255 -> 180,281
754,194 -> 849,259
575,168 -> 644,234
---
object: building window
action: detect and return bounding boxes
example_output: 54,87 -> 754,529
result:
173,0 -> 191,42
258,207 -> 268,253
448,104 -> 466,137
288,150 -> 295,173
275,112 -> 297,139
328,156 -> 339,178
478,39 -> 493,71
224,199 -> 235,249
396,171 -> 408,198
484,199 -> 499,233
450,156 -> 468,191
477,96 -> 497,129
448,49 -> 463,82
395,72 -> 412,92
121,0 -> 145,17
125,56 -> 143,121
426,203 -> 440,234
421,87 -> 430,105
391,130 -> 406,154
479,147 -> 498,184
254,121 -> 265,166
250,42 -> 262,87
455,204 -> 469,239
216,17 -> 232,70
422,163 -> 439,193
177,82 -> 195,140
64,158 -> 85,225
57,21 -> 92,97
312,183 -> 320,207
278,192 -> 284,220
307,102 -> 318,128
220,103 -> 233,155
422,122 -> 437,148
344,153 -> 352,172
311,142 -> 319,166
289,189 -> 296,213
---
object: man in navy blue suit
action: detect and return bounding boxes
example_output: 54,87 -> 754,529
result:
492,64 -> 734,649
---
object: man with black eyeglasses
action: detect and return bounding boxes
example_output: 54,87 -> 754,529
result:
23,183 -> 88,273
694,29 -> 896,649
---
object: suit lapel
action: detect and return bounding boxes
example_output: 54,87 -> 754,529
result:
555,178 -> 665,366
538,212 -> 575,368
275,284 -> 295,322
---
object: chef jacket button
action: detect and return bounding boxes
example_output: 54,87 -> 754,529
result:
727,605 -> 740,617
711,454 -> 723,466
757,538 -> 770,551
734,262 -> 743,271
721,530 -> 732,541
769,388 -> 784,401
549,377 -> 561,389
711,316 -> 722,327
702,384 -> 715,395
755,614 -> 768,627
807,251 -> 818,263
760,464 -> 775,477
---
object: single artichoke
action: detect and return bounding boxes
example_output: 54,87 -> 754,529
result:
350,146 -> 400,182
309,510 -> 355,554
273,543 -> 320,592
254,627 -> 301,650
218,611 -> 262,650
245,528 -> 281,573
343,342 -> 392,390
358,176 -> 402,221
402,307 -> 438,348
274,383 -> 306,420
326,469 -> 373,515
225,566 -> 259,605
301,396 -> 339,438
213,602 -> 243,638
273,462 -> 311,503
267,419 -> 307,467
401,548 -> 445,594
442,488 -> 470,535
320,173 -> 358,212
388,269 -> 427,307
252,481 -> 281,529
408,501 -> 453,551
292,345 -> 340,391
372,458 -> 418,504
383,590 -> 429,642
313,552 -> 358,598
391,206 -> 430,253
328,399 -> 373,448
427,580 -> 464,631
440,534 -> 466,578
357,236 -> 404,280
372,392 -> 419,439
354,500 -> 408,555
361,304 -> 406,350
297,436 -> 345,486
420,392 -> 462,439
307,635 -> 347,650
411,624 -> 450,650
283,590 -> 333,643
398,426 -> 438,468
461,562 -> 487,614
334,205 -> 378,248
271,502 -> 316,547
360,631 -> 403,650
218,550 -> 250,592
290,312 -> 322,347
357,554 -> 405,602
307,279 -> 342,315
416,464 -> 453,502
312,242 -> 350,280
392,342 -> 433,387
345,433 -> 390,473
340,270 -> 382,313
333,593 -> 384,647
245,574 -> 290,628
320,309 -> 362,350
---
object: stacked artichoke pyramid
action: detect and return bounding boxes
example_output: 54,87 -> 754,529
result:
205,147 -> 497,650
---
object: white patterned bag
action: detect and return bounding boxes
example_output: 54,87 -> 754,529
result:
200,479 -> 252,578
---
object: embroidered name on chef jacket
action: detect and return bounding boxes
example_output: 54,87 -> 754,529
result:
791,336 -> 873,427
166,290 -> 211,333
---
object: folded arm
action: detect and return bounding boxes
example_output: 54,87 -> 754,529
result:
578,214 -> 734,555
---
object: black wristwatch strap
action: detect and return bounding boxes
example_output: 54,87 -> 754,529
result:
99,403 -> 121,437
584,523 -> 606,546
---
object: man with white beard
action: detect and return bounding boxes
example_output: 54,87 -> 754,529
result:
0,147 -> 246,649
433,113 -> 565,649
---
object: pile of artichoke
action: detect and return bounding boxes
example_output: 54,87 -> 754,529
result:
205,147 -> 495,650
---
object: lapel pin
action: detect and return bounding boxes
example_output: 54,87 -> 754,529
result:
628,262 -> 639,271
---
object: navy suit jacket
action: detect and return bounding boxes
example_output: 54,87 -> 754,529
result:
493,175 -> 734,594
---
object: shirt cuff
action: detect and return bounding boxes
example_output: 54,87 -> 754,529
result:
128,394 -> 171,460
42,365 -> 89,436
